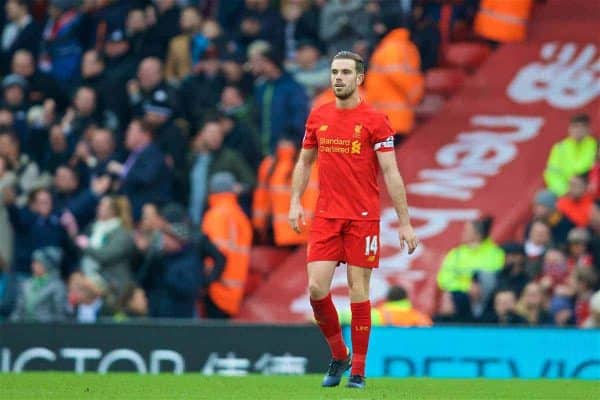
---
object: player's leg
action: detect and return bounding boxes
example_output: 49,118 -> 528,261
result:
306,218 -> 350,387
308,261 -> 351,387
346,265 -> 372,387
343,220 -> 380,388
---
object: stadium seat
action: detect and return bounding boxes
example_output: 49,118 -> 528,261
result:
249,246 -> 294,276
443,42 -> 492,72
424,68 -> 467,97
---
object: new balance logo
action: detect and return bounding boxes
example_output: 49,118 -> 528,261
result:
319,125 -> 328,131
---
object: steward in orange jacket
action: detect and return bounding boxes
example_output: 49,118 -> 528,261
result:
253,138 -> 318,246
474,0 -> 533,43
202,172 -> 253,318
365,28 -> 424,135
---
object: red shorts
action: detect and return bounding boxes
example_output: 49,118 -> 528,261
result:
307,217 -> 380,268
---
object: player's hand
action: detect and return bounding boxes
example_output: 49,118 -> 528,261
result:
398,224 -> 418,255
288,201 -> 306,233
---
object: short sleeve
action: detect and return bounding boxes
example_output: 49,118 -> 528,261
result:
302,109 -> 318,149
371,113 -> 395,152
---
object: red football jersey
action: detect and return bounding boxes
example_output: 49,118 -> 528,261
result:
302,100 -> 395,220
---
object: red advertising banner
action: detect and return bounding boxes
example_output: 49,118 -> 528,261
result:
239,1 -> 600,322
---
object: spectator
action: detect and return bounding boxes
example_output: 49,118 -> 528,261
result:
1,74 -> 30,146
365,27 -> 424,136
566,228 -> 594,272
79,50 -> 114,115
70,128 -> 122,182
237,0 -> 285,54
515,282 -> 552,325
107,118 -> 172,221
496,242 -> 529,298
188,118 -> 255,225
72,196 -> 136,312
202,172 -> 252,319
248,42 -> 308,154
287,39 -> 330,98
11,246 -> 67,322
127,57 -> 179,121
432,290 -> 462,324
437,217 -> 505,320
102,29 -> 138,127
42,124 -> 72,173
125,8 -> 149,59
539,248 -> 570,295
0,130 -> 51,205
0,0 -> 42,75
0,155 -> 16,270
0,245 -> 18,320
557,174 -> 597,228
544,114 -> 596,196
483,289 -> 527,325
220,54 -> 254,97
3,186 -> 68,276
524,219 -> 552,279
340,285 -> 432,327
524,189 -> 571,245
573,267 -> 598,326
165,5 -> 206,85
179,46 -> 225,132
319,0 -> 371,57
582,290 -> 600,328
410,3 -> 441,71
549,295 -> 575,326
61,86 -> 119,145
11,49 -> 68,110
136,203 -> 201,318
143,0 -> 181,59
218,109 -> 262,171
39,0 -> 84,88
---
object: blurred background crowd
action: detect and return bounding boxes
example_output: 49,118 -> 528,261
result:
0,0 -> 598,328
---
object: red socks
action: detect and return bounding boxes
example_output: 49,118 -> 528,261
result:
310,293 -> 347,360
350,300 -> 371,376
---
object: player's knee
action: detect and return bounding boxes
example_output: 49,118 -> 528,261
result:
308,280 -> 329,300
348,282 -> 369,301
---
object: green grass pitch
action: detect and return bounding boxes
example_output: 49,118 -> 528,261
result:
1,373 -> 598,399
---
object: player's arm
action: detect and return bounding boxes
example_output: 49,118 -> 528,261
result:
376,150 -> 418,254
289,148 -> 317,233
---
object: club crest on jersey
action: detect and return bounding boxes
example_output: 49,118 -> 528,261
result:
354,124 -> 362,138
319,125 -> 328,131
351,140 -> 361,154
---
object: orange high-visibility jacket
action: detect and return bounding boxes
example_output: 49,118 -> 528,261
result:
373,300 -> 433,327
474,0 -> 533,43
365,28 -> 424,135
203,192 -> 253,316
253,144 -> 318,246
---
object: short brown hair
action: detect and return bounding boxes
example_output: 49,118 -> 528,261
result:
332,50 -> 365,74
130,117 -> 154,136
570,113 -> 590,125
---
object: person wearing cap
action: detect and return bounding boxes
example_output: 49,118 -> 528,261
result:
287,39 -> 330,98
39,0 -> 84,87
165,6 -> 206,84
10,246 -> 67,322
202,172 -> 252,318
248,41 -> 308,155
566,227 -> 593,272
1,74 -> 29,142
0,0 -> 41,76
544,113 -> 597,196
524,189 -> 572,244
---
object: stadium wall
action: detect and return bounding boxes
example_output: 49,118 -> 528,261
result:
1,323 -> 598,379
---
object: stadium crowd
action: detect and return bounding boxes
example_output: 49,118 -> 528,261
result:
1,0 -> 597,328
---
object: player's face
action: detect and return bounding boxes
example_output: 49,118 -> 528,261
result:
330,59 -> 363,100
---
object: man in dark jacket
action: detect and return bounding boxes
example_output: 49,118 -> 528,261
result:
0,0 -> 41,75
2,187 -> 67,276
137,203 -> 225,318
248,43 -> 308,154
107,118 -> 172,221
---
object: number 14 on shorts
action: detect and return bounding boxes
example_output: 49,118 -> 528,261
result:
364,235 -> 378,256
